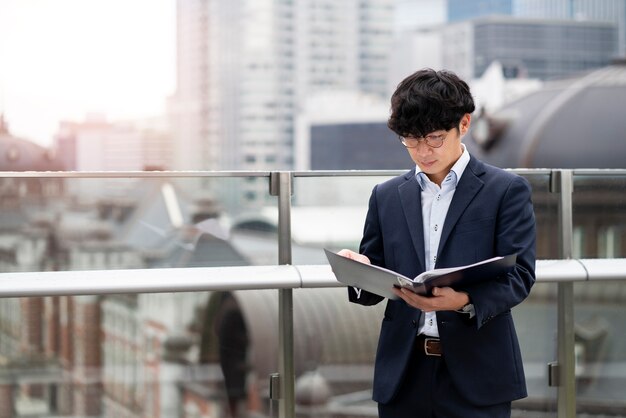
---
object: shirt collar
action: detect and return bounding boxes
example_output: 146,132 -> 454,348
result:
415,144 -> 470,190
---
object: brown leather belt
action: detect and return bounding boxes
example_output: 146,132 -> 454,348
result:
416,335 -> 442,357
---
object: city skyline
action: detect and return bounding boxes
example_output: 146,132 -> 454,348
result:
0,0 -> 439,149
1,0 -> 622,151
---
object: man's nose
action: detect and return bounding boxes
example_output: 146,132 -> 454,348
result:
414,140 -> 432,154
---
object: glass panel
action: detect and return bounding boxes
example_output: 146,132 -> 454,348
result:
573,173 -> 626,415
0,290 -> 278,418
572,173 -> 626,415
513,282 -> 558,416
573,173 -> 626,258
524,173 -> 559,260
512,173 -> 558,416
0,175 -> 277,272
573,281 -> 626,416
292,172 -> 556,262
291,174 -> 396,264
292,172 -> 558,416
287,278 -> 559,416
291,287 -> 384,416
291,174 -> 390,415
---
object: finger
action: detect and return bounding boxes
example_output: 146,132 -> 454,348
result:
339,250 -> 357,260
398,289 -> 434,311
432,287 -> 453,297
338,250 -> 370,264
337,249 -> 354,258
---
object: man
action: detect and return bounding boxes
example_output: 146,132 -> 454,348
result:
339,69 -> 536,417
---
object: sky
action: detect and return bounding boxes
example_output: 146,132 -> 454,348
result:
0,0 -> 440,148
0,0 -> 176,146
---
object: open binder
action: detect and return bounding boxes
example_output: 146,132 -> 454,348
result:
325,249 -> 516,299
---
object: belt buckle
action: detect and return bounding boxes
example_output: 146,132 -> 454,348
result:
424,337 -> 442,357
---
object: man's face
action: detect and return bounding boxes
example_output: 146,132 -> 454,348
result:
405,114 -> 471,185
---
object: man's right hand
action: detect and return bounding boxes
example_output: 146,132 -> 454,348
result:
337,249 -> 371,264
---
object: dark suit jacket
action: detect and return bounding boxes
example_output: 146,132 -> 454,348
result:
349,155 -> 536,407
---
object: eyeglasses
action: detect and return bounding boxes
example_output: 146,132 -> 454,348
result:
398,130 -> 450,148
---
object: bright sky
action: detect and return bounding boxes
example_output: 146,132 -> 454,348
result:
0,0 -> 176,146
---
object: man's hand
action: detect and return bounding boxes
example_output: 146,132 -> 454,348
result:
392,286 -> 470,312
337,249 -> 371,265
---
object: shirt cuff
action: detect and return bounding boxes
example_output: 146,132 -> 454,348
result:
457,303 -> 476,318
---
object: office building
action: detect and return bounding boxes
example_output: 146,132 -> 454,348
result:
391,16 -> 617,83
54,116 -> 172,173
53,115 -> 173,200
171,0 -> 394,206
516,0 -> 626,55
446,0 -> 626,55
295,92 -> 406,171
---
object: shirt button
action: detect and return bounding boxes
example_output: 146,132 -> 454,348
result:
436,195 -> 440,200
429,319 -> 433,326
434,224 -> 438,232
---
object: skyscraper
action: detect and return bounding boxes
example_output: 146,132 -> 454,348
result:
402,16 -> 617,81
445,0 -> 626,55
515,0 -> 626,55
172,0 -> 394,206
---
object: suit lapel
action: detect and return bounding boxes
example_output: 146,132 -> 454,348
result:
398,171 -> 426,272
437,157 -> 485,259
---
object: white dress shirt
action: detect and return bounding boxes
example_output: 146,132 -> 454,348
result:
415,144 -> 470,337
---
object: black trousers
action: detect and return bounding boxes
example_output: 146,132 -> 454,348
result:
378,340 -> 511,418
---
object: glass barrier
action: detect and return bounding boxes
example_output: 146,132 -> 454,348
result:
572,282 -> 626,417
0,175 -> 278,272
0,173 -> 282,416
516,173 -> 559,416
0,290 -> 281,418
291,172 -> 560,417
290,288 -> 384,416
512,282 -> 558,417
291,174 -> 393,264
573,172 -> 626,417
573,173 -> 626,259
2,171 -> 626,418
526,173 -> 559,260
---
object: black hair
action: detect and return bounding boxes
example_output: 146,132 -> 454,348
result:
387,68 -> 475,138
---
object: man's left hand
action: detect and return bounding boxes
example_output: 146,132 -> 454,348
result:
392,286 -> 469,312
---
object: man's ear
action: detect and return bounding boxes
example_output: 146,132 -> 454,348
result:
460,113 -> 471,135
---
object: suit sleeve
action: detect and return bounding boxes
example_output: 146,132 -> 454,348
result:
468,175 -> 536,329
347,185 -> 386,306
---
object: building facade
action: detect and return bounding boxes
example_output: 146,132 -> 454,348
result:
172,0 -> 394,206
519,0 -> 626,55
54,116 -> 173,172
446,0 -> 626,55
393,16 -> 617,82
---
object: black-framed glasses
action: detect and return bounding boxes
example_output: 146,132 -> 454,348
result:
398,130 -> 450,148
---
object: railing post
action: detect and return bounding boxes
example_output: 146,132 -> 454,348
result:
551,169 -> 576,417
269,171 -> 295,418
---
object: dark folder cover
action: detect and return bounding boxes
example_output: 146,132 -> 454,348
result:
324,249 -> 516,299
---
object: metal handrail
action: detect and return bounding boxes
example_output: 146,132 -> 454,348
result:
0,168 -> 569,179
0,259 -> 623,298
0,170 -> 273,178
